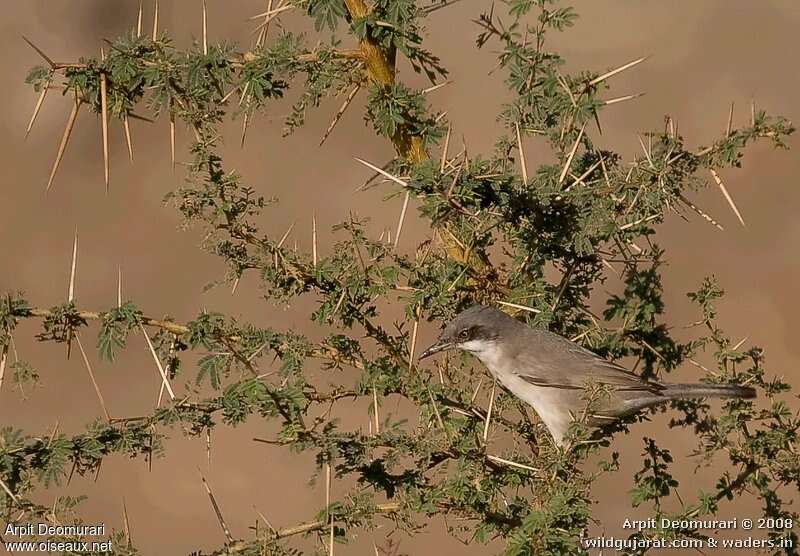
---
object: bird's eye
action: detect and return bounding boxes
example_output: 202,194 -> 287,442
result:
458,328 -> 470,340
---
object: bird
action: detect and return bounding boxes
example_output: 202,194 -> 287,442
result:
418,305 -> 756,447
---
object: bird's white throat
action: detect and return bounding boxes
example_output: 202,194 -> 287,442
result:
458,339 -> 504,371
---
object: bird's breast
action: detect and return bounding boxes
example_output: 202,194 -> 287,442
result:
475,352 -> 573,446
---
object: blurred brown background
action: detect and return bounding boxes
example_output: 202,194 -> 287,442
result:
1,1 -> 798,554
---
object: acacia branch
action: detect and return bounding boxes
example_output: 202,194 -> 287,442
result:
20,306 -> 363,371
38,48 -> 366,71
343,0 -> 426,162
342,0 -> 497,285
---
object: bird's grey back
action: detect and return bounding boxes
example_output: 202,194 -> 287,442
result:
449,305 -> 571,355
452,305 -> 649,390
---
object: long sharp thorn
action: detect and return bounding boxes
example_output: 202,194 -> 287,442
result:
254,507 -> 277,535
486,454 -> 539,473
219,87 -> 237,104
0,475 -> 19,504
25,80 -> 50,139
726,102 -> 734,137
76,333 -> 112,422
0,342 -> 8,392
564,159 -> 602,192
558,122 -> 586,184
249,4 -> 294,34
169,110 -> 175,169
732,336 -> 748,351
588,56 -> 648,86
710,169 -> 745,227
248,3 -> 293,19
136,0 -> 143,37
277,221 -> 295,248
483,380 -> 496,442
393,191 -> 410,249
140,324 -> 176,400
427,386 -> 445,431
240,112 -> 249,148
409,306 -> 420,370
157,381 -> 166,407
46,421 -> 59,446
255,0 -> 274,48
199,471 -> 233,543
123,114 -> 134,162
329,513 -> 335,556
470,377 -> 483,404
372,384 -> 380,433
497,300 -> 541,314
445,158 -> 464,194
440,123 -> 451,174
118,266 -> 123,307
330,287 -> 346,319
69,229 -> 78,302
515,122 -> 528,185
100,48 -> 110,192
353,160 -> 390,193
238,81 -> 251,108
319,84 -> 360,147
593,108 -> 603,135
422,80 -> 450,94
312,214 -> 318,267
47,97 -> 81,191
353,157 -> 407,186
122,498 -> 132,546
47,421 -> 59,446
326,460 -> 334,556
202,0 -> 208,55
22,36 -> 55,67
152,0 -> 159,41
325,461 -> 331,509
678,193 -> 724,231
638,135 -> 654,168
601,92 -> 645,106
556,70 -> 576,107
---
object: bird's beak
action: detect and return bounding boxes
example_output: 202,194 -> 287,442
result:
418,339 -> 452,361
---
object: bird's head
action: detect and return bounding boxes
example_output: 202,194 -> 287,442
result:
419,305 -> 511,361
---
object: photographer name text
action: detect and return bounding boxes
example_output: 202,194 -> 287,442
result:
623,517 -> 793,532
3,522 -> 111,553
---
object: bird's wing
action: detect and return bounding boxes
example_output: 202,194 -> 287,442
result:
513,330 -> 663,394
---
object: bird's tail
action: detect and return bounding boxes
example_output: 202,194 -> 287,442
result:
662,383 -> 756,400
